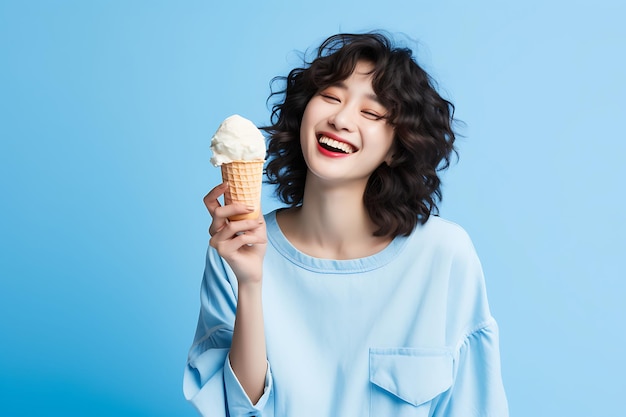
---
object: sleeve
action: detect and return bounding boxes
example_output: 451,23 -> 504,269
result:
183,246 -> 273,417
433,226 -> 509,416
434,320 -> 509,417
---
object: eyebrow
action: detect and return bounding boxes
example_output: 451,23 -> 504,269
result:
328,81 -> 383,105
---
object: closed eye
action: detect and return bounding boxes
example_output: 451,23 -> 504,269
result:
362,110 -> 385,120
320,93 -> 340,103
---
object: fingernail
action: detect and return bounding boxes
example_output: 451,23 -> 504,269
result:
246,205 -> 256,211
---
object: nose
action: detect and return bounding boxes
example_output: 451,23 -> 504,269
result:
328,105 -> 356,132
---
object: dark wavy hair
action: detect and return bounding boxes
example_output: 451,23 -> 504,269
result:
264,32 -> 457,237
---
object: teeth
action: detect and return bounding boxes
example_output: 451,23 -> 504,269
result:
318,136 -> 355,154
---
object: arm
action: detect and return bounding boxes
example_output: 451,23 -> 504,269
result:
205,182 -> 269,404
183,183 -> 270,415
434,320 -> 509,417
434,227 -> 508,416
183,245 -> 273,416
229,279 -> 267,403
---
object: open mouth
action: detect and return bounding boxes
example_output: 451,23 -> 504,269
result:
317,135 -> 356,154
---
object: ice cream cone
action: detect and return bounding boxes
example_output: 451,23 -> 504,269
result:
221,160 -> 264,220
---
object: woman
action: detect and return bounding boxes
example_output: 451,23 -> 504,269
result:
184,32 -> 508,417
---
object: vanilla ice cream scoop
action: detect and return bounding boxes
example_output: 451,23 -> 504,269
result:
210,114 -> 266,166
209,114 -> 266,220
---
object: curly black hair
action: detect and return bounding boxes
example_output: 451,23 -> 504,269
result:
264,32 -> 457,237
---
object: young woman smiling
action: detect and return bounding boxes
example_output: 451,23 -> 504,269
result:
184,32 -> 508,417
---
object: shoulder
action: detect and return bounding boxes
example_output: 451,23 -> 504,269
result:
410,215 -> 478,259
422,218 -> 492,330
263,208 -> 281,236
411,216 -> 484,296
263,208 -> 280,222
420,215 -> 471,240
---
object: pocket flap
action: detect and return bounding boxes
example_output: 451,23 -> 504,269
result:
369,348 -> 453,406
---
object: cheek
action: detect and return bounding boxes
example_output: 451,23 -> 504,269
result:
300,102 -> 316,135
370,126 -> 395,150
300,99 -> 326,141
299,107 -> 315,156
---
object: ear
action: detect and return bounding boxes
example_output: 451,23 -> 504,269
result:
384,147 -> 395,166
385,139 -> 397,166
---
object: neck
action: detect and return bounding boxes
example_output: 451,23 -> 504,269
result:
277,177 -> 392,259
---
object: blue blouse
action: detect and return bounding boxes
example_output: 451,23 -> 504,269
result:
184,210 -> 508,416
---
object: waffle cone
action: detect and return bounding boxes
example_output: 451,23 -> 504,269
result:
221,160 -> 264,220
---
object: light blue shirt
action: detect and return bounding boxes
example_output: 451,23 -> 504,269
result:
184,210 -> 508,416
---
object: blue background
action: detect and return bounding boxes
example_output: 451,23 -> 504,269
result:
1,1 -> 624,416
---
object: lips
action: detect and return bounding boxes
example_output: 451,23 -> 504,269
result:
317,134 -> 357,155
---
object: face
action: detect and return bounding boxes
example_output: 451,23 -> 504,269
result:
299,61 -> 395,187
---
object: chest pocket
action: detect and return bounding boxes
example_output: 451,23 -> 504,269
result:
369,348 -> 453,417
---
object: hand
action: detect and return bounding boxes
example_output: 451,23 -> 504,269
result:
204,182 -> 267,285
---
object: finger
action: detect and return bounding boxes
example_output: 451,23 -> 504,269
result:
208,220 -> 225,237
208,205 -> 258,236
209,218 -> 264,247
217,218 -> 264,236
233,232 -> 267,247
210,230 -> 267,253
203,182 -> 228,215
213,203 -> 256,221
